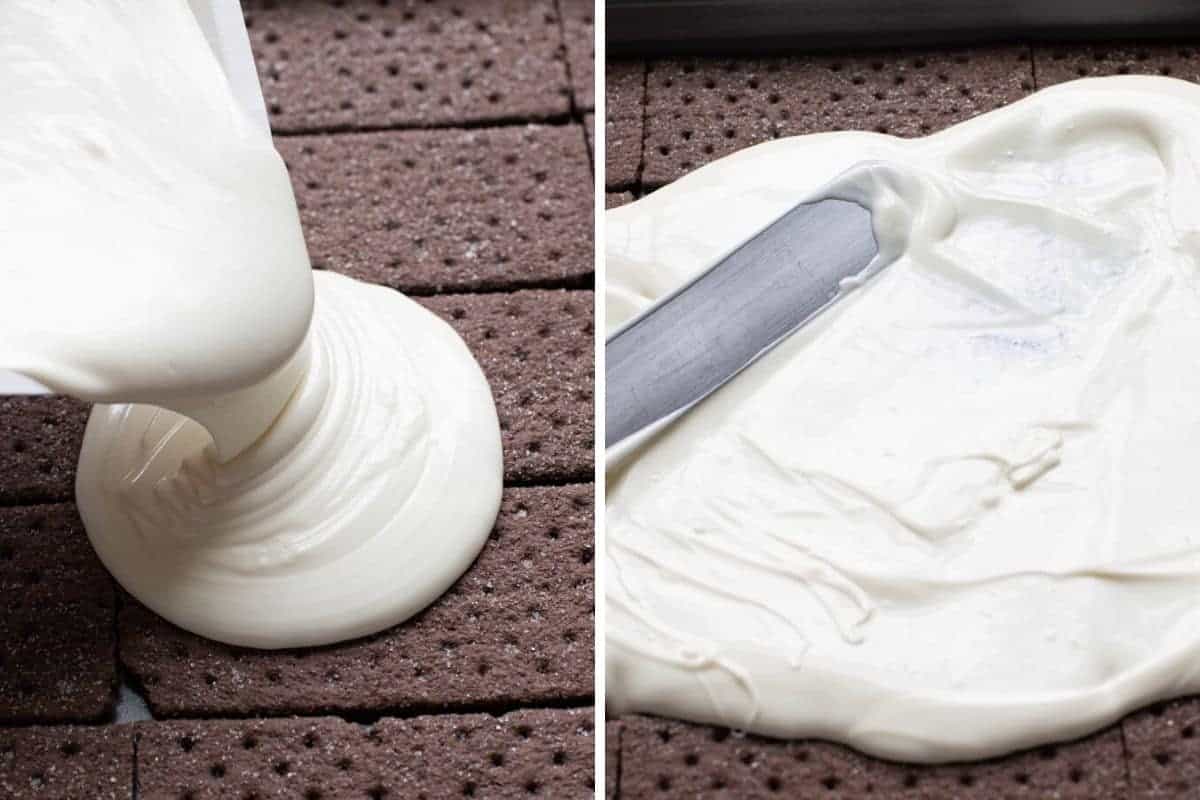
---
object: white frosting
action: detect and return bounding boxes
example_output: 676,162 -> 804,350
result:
78,271 -> 502,648
2,1 -> 502,648
606,76 -> 1200,761
0,0 -> 312,459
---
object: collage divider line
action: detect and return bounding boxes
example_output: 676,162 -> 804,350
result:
593,0 -> 608,792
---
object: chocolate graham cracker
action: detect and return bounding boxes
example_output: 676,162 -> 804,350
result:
420,291 -> 594,484
137,707 -> 594,800
605,61 -> 646,190
1034,41 -> 1200,88
559,0 -> 595,111
642,47 -> 1034,186
0,724 -> 133,800
0,396 -> 88,506
605,720 -> 621,799
585,113 -> 595,166
243,0 -> 571,132
606,192 -> 633,209
277,124 -> 593,295
0,504 -> 115,723
1122,695 -> 1200,798
119,484 -> 593,717
617,714 -> 1129,799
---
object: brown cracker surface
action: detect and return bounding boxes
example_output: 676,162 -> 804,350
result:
245,0 -> 571,132
642,47 -> 1033,186
617,715 -> 1129,799
279,125 -> 592,294
1123,696 -> 1200,798
0,397 -> 88,507
137,707 -> 594,800
0,724 -> 133,800
421,291 -> 594,484
560,0 -> 595,111
120,485 -> 592,717
606,719 -> 621,799
1035,41 -> 1200,87
585,112 -> 595,163
606,192 -> 633,209
0,504 -> 115,723
605,61 -> 646,189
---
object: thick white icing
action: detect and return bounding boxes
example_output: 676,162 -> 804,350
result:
0,0 -> 313,459
78,271 -> 502,648
606,76 -> 1200,761
2,1 -> 502,648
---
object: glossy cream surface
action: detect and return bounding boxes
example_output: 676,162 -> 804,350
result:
0,0 -> 313,458
3,1 -> 502,648
79,271 -> 502,648
606,77 -> 1200,761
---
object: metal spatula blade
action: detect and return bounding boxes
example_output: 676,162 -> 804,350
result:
605,197 -> 878,449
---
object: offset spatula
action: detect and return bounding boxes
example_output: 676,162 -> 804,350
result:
605,197 -> 878,450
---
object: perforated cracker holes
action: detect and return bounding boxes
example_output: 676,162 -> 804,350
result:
423,291 -> 595,483
0,397 -> 88,505
244,0 -> 570,131
138,709 -> 594,800
605,61 -> 647,190
0,504 -> 116,723
642,47 -> 1033,186
617,715 -> 1129,799
0,725 -> 132,800
119,485 -> 593,717
1035,42 -> 1200,87
279,127 -> 592,294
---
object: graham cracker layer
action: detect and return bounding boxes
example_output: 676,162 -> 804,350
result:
0,397 -> 88,506
642,47 -> 1033,187
279,125 -> 592,294
560,0 -> 595,111
605,61 -> 646,189
137,707 -> 594,800
120,485 -> 593,717
617,714 -> 1129,799
606,192 -> 633,209
0,724 -> 132,800
244,0 -> 571,132
0,504 -> 115,723
421,290 -> 594,484
1035,41 -> 1200,87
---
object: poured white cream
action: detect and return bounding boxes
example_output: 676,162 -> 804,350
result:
0,0 -> 313,459
78,271 -> 502,648
606,76 -> 1200,762
1,1 -> 501,648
